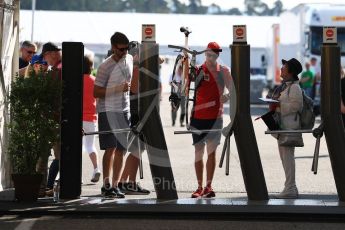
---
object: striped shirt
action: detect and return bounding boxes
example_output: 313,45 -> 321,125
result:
95,55 -> 133,113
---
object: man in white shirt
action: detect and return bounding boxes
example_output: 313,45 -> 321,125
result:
94,32 -> 132,198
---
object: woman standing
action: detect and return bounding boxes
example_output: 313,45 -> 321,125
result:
269,58 -> 303,199
83,55 -> 101,183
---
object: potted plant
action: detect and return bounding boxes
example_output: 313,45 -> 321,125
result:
7,64 -> 61,201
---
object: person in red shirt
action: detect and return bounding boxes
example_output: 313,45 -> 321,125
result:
36,42 -> 63,196
190,42 -> 232,198
82,55 -> 101,183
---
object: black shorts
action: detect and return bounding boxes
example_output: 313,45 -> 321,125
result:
190,118 -> 223,145
98,111 -> 130,151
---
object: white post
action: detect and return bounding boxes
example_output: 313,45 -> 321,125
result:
31,0 -> 36,42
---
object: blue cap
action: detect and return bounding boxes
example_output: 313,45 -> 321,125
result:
30,54 -> 47,65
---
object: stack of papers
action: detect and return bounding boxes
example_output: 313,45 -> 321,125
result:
259,97 -> 279,103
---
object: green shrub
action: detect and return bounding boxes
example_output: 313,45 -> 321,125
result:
7,68 -> 61,174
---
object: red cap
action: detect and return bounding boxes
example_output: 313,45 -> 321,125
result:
207,42 -> 222,53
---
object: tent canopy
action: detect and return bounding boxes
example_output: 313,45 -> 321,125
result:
19,10 -> 279,48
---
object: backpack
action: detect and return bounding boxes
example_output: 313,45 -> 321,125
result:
287,84 -> 315,130
299,90 -> 315,129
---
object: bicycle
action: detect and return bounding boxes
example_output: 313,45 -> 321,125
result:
168,43 -> 208,129
169,28 -> 236,176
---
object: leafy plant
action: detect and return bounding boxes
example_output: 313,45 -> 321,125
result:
7,68 -> 61,174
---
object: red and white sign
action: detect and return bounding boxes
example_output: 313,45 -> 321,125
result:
233,25 -> 247,43
236,28 -> 244,37
323,27 -> 337,44
142,24 -> 156,43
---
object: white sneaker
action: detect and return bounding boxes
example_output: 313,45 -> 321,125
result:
91,169 -> 101,183
275,187 -> 299,199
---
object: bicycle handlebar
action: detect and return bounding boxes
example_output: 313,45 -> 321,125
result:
168,44 -> 207,56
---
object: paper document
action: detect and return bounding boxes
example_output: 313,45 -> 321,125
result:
259,97 -> 279,103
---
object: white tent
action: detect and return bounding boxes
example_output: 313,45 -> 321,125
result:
1,0 -> 19,190
19,10 -> 278,96
19,10 -> 279,51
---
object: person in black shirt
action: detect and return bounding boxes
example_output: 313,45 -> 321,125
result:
19,41 -> 37,76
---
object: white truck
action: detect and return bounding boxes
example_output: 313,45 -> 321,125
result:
266,3 -> 345,88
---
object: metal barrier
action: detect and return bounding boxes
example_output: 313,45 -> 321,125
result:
83,128 -> 132,136
82,127 -> 144,179
174,129 -> 222,135
265,123 -> 324,175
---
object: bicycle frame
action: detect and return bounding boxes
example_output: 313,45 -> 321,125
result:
168,44 -> 208,129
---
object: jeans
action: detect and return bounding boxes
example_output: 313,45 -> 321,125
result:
303,87 -> 313,98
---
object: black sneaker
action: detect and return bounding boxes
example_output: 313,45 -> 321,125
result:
123,182 -> 150,195
101,186 -> 125,198
101,186 -> 116,198
118,182 -> 129,194
113,187 -> 125,198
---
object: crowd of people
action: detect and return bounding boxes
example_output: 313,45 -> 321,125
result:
20,41 -> 63,197
19,31 -> 345,200
19,33 -> 152,199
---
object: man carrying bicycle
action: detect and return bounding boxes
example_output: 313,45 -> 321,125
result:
190,42 -> 232,198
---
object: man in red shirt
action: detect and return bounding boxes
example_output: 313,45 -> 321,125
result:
42,42 -> 62,75
41,42 -> 62,196
190,42 -> 232,198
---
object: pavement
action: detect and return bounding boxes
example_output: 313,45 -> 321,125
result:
79,92 -> 336,199
1,92 -> 345,229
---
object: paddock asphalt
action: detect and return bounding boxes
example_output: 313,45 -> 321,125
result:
1,92 -> 344,229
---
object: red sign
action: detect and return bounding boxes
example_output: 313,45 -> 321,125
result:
326,29 -> 334,37
236,28 -> 244,37
145,27 -> 153,36
142,24 -> 156,42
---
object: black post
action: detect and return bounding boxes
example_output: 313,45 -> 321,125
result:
139,43 -> 178,199
321,44 -> 345,201
60,42 -> 84,199
231,43 -> 268,200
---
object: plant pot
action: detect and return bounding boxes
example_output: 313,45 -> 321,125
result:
12,174 -> 43,202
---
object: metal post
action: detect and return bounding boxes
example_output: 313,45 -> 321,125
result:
31,0 -> 36,42
311,135 -> 321,174
138,134 -> 143,179
139,42 -> 178,199
60,42 -> 83,199
225,134 -> 230,176
321,44 -> 345,201
231,43 -> 268,200
219,135 -> 228,168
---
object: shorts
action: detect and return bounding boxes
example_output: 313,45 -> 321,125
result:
82,121 -> 97,154
98,111 -> 130,151
190,118 -> 223,145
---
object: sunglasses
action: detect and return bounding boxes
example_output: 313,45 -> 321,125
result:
115,46 -> 129,52
27,50 -> 36,55
206,53 -> 217,58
